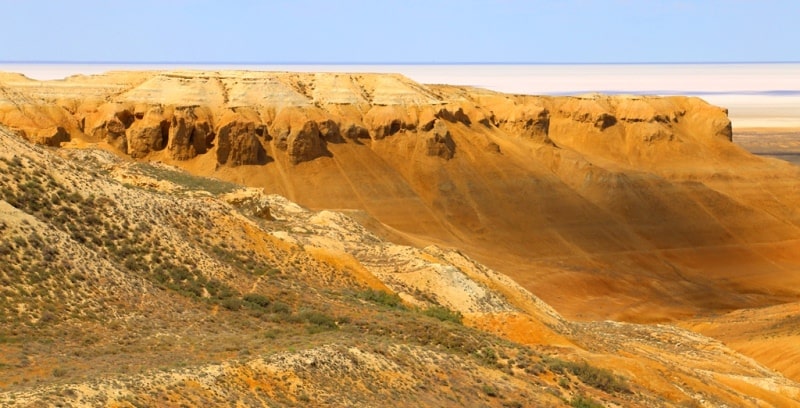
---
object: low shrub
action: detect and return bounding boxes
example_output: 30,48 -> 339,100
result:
243,293 -> 271,308
267,301 -> 291,314
481,384 -> 499,398
357,289 -> 403,308
422,305 -> 463,324
301,310 -> 337,329
221,298 -> 243,311
547,359 -> 629,394
570,395 -> 603,408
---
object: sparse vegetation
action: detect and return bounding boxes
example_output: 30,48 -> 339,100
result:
243,293 -> 271,309
301,310 -> 338,332
570,394 -> 604,408
547,358 -> 629,394
481,384 -> 499,397
421,305 -> 463,324
131,162 -> 240,195
356,289 -> 404,308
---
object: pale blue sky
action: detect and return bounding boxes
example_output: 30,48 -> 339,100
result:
1,0 -> 797,63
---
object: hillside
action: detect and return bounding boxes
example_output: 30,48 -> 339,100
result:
2,70 -> 800,405
2,70 -> 799,324
1,123 -> 799,406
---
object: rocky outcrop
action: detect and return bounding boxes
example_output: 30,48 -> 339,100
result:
363,106 -> 416,140
270,107 -> 330,164
101,116 -> 129,152
215,113 -> 268,167
556,96 -> 617,130
494,103 -> 553,144
81,104 -> 134,152
21,126 -> 70,146
167,107 -> 214,160
126,109 -> 169,158
434,106 -> 472,126
424,120 -> 455,160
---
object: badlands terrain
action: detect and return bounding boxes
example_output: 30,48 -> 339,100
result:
1,70 -> 799,406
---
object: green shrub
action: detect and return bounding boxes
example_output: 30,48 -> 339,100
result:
243,293 -> 271,308
301,311 -> 337,329
570,395 -> 603,408
422,305 -> 463,324
357,289 -> 403,308
475,347 -> 498,366
52,367 -> 68,378
547,359 -> 629,394
221,298 -> 243,311
267,301 -> 292,314
481,384 -> 499,397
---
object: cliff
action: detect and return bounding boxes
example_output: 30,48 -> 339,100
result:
0,70 -> 734,167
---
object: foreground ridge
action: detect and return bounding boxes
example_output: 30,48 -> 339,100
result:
0,124 -> 798,406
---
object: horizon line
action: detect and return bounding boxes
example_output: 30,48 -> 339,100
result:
1,60 -> 799,66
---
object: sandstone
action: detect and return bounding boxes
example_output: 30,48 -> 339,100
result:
215,113 -> 268,166
126,108 -> 169,158
434,106 -> 472,125
363,105 -> 416,140
167,107 -> 214,160
81,104 -> 134,151
340,122 -> 371,141
615,97 -> 683,123
270,107 -> 329,164
495,103 -> 552,144
424,119 -> 455,159
27,125 -> 70,146
556,95 -> 617,129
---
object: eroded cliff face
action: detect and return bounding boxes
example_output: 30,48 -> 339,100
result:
1,70 -> 799,327
0,70 -> 732,167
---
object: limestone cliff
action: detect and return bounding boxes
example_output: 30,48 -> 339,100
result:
0,70 -> 732,167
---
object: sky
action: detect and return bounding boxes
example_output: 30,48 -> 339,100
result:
0,0 -> 798,64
